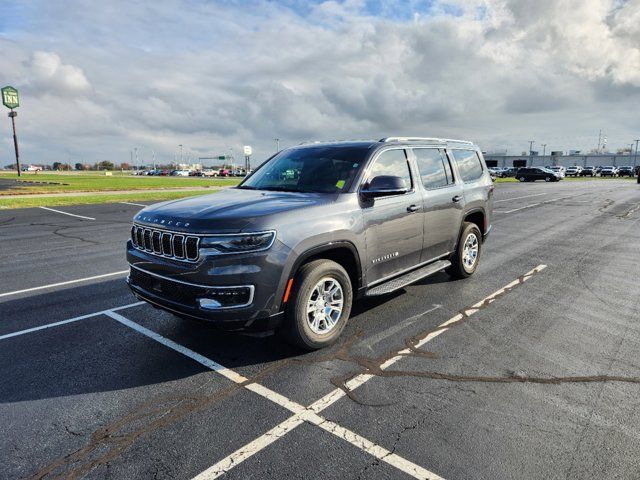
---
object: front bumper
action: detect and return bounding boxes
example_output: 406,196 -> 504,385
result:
126,239 -> 291,329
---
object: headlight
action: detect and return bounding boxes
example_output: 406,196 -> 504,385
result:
199,231 -> 276,255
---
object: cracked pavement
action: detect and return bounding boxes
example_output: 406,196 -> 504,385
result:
1,179 -> 640,479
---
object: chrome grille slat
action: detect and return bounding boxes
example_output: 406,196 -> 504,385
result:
132,225 -> 199,262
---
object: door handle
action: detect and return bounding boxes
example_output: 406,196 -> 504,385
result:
407,204 -> 421,212
452,195 -> 462,203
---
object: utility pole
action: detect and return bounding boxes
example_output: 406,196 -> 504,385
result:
179,144 -> 183,165
541,143 -> 547,161
134,147 -> 139,171
634,139 -> 640,168
528,140 -> 535,166
274,138 -> 280,152
597,129 -> 602,153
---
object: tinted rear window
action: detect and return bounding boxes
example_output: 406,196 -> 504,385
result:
451,150 -> 483,183
413,148 -> 453,190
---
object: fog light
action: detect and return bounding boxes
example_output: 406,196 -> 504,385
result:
197,286 -> 254,309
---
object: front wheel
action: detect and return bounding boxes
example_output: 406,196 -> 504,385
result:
447,222 -> 482,279
283,259 -> 353,350
519,176 -> 526,182
545,176 -> 551,182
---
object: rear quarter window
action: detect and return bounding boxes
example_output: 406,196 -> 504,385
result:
451,150 -> 484,183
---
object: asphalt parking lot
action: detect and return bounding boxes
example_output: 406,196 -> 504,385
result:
2,180 -> 640,480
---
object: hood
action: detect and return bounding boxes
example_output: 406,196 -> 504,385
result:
134,188 -> 332,233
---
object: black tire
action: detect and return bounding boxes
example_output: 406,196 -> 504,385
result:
519,176 -> 526,182
282,259 -> 353,350
545,176 -> 551,182
447,222 -> 482,279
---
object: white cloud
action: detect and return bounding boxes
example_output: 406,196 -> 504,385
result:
0,0 -> 638,165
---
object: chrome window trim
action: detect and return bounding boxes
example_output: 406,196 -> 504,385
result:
129,264 -> 255,309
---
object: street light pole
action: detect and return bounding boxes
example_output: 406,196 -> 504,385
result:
528,140 -> 535,166
634,139 -> 639,168
8,111 -> 20,176
541,143 -> 547,163
274,138 -> 280,152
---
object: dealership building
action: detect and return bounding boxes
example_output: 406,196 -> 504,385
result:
483,153 -> 639,169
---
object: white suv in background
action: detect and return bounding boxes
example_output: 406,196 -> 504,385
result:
547,166 -> 565,178
565,166 -> 582,177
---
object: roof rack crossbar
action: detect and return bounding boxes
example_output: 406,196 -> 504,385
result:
379,137 -> 473,145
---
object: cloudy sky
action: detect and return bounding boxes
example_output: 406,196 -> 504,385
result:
0,0 -> 639,166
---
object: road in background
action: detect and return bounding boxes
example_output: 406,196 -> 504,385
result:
1,179 -> 639,479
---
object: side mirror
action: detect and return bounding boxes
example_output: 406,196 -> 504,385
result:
361,175 -> 408,199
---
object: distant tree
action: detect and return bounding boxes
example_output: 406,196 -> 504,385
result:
98,160 -> 114,170
52,161 -> 62,170
75,163 -> 84,171
4,163 -> 16,170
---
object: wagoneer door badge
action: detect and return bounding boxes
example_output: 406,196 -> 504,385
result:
372,251 -> 399,264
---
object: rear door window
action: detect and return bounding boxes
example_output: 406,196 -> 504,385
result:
451,149 -> 484,183
413,148 -> 453,190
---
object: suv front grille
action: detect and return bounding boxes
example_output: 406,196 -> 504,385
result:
131,225 -> 200,262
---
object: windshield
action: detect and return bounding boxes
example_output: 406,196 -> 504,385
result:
238,145 -> 369,193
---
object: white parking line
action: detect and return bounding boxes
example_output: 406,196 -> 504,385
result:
502,203 -> 541,214
307,265 -> 547,413
0,302 -> 144,340
38,206 -> 95,220
499,194 -> 584,215
0,270 -> 129,299
494,193 -> 548,203
105,310 -> 440,480
0,266 -> 548,479
119,202 -> 147,207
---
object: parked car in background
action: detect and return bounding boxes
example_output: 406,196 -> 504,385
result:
487,167 -> 500,180
218,168 -> 231,177
618,166 -> 634,177
600,166 -> 618,177
581,166 -> 597,177
546,166 -> 566,178
565,166 -> 582,177
201,169 -> 219,177
516,167 -> 562,182
503,167 -> 518,177
172,170 -> 191,176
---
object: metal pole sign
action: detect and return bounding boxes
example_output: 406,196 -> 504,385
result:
243,146 -> 252,172
2,86 -> 21,176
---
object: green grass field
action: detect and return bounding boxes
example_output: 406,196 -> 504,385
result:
0,189 -> 216,209
0,172 -> 240,195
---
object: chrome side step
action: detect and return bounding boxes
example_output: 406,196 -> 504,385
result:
365,260 -> 451,296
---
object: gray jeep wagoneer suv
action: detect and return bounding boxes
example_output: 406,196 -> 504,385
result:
127,137 -> 493,349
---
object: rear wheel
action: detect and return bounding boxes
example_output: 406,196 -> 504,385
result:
545,176 -> 551,182
283,259 -> 353,350
447,222 -> 482,279
519,176 -> 526,182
